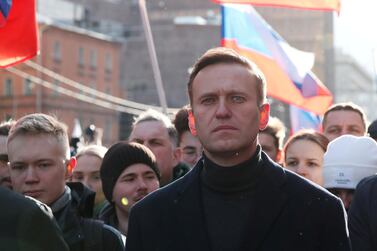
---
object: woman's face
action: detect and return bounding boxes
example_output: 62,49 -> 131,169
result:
284,139 -> 325,186
72,154 -> 105,205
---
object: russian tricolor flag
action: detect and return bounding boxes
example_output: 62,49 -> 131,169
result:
214,0 -> 340,13
0,0 -> 38,68
221,4 -> 332,131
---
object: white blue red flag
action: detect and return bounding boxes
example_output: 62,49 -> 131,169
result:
213,0 -> 341,13
221,4 -> 332,132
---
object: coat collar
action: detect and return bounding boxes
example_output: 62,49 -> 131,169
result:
170,153 -> 289,251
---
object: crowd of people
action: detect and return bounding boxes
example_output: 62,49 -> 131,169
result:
1,47 -> 377,250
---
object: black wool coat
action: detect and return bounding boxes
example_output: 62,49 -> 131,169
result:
348,175 -> 377,251
126,152 -> 351,251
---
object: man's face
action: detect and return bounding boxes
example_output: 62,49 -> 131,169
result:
8,134 -> 68,205
180,131 -> 202,167
112,163 -> 159,213
258,132 -> 279,162
191,63 -> 269,166
129,121 -> 179,185
323,110 -> 365,141
72,154 -> 105,206
0,135 -> 12,189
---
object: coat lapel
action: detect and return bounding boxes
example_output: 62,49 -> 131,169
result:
169,161 -> 212,251
243,154 -> 289,250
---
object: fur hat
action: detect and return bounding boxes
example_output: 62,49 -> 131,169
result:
100,141 -> 160,202
323,135 -> 377,190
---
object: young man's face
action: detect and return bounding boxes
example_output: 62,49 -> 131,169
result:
129,121 -> 180,185
258,132 -> 279,162
179,131 -> 202,167
191,63 -> 269,166
323,110 -> 365,142
8,134 -> 69,205
112,163 -> 159,212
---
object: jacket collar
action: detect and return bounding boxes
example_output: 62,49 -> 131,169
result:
171,152 -> 289,250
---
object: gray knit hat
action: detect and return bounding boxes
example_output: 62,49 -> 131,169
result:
100,141 -> 160,202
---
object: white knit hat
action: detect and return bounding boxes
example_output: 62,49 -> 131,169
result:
323,135 -> 377,189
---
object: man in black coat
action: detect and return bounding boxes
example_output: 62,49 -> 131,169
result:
0,186 -> 69,251
126,47 -> 350,251
348,175 -> 377,250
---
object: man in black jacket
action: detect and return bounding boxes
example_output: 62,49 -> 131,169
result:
0,186 -> 68,251
348,175 -> 377,250
126,47 -> 350,251
7,113 -> 124,251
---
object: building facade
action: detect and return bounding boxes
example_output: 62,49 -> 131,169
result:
0,21 -> 122,146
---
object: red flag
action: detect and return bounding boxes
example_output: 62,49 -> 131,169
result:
213,0 -> 341,13
0,0 -> 38,68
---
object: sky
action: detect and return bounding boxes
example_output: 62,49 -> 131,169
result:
334,0 -> 377,76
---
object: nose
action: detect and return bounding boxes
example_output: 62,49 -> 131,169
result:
215,98 -> 231,119
82,176 -> 91,189
136,177 -> 148,191
25,167 -> 39,184
296,164 -> 308,178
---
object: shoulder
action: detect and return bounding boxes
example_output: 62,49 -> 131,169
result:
262,153 -> 342,206
131,165 -> 199,214
81,218 -> 125,251
356,174 -> 377,191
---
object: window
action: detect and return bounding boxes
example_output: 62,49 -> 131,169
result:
23,78 -> 33,96
53,41 -> 61,61
89,49 -> 97,68
78,47 -> 84,66
4,78 -> 13,96
105,52 -> 113,72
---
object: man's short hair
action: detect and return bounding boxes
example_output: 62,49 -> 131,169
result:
260,117 -> 286,150
322,102 -> 367,132
0,120 -> 16,136
133,109 -> 179,147
187,47 -> 267,106
173,105 -> 190,145
8,113 -> 70,159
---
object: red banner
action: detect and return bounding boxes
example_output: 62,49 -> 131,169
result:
0,0 -> 38,68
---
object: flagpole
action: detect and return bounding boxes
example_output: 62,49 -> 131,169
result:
138,0 -> 168,114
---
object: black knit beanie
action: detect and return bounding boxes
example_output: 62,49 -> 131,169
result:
100,141 -> 160,202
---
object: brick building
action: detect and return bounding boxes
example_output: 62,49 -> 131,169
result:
0,19 -> 123,146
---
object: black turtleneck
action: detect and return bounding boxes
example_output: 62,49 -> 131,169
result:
200,146 -> 264,251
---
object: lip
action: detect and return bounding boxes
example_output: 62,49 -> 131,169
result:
23,190 -> 43,198
212,125 -> 237,133
134,193 -> 148,202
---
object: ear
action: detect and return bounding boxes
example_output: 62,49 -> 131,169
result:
188,109 -> 197,136
65,157 -> 77,180
259,103 -> 270,130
